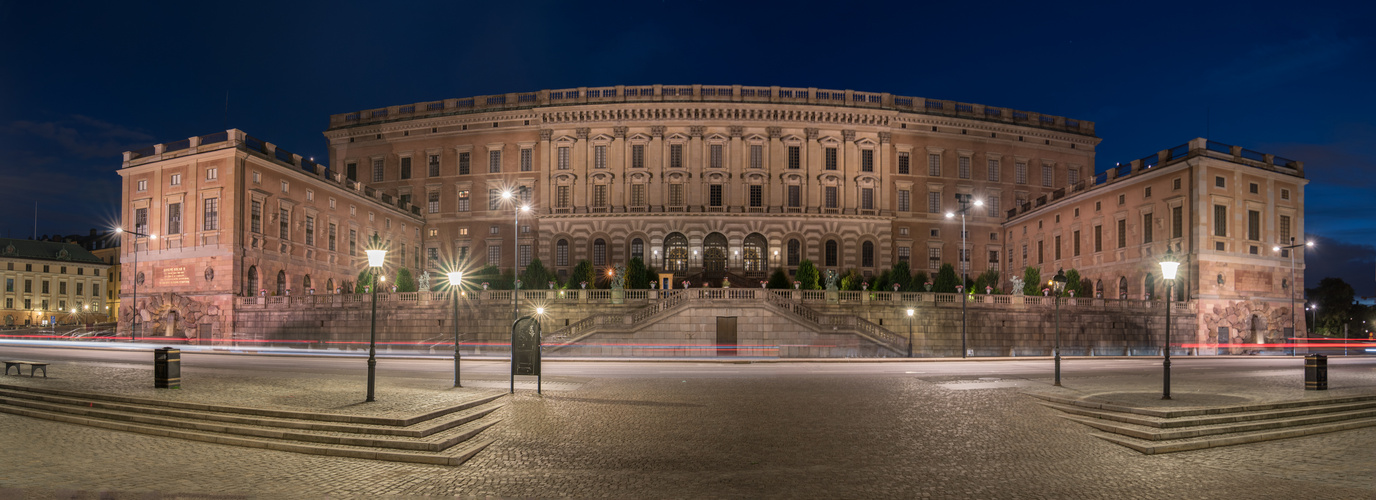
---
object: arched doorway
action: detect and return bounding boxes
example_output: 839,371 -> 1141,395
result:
246,266 -> 258,296
277,270 -> 286,295
704,233 -> 727,271
664,233 -> 688,272
743,233 -> 767,272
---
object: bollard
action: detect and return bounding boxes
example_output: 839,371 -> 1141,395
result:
1304,354 -> 1327,390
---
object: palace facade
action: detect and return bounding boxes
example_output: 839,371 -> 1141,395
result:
325,84 -> 1099,283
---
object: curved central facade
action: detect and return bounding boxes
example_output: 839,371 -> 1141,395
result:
325,84 -> 1099,283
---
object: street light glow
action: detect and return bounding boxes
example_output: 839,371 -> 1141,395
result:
502,190 -> 513,200
945,212 -> 954,218
447,271 -> 463,286
906,308 -> 914,317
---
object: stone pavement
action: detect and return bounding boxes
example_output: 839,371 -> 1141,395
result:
0,357 -> 1373,499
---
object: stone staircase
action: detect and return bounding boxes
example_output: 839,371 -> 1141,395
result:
1031,392 -> 1376,454
0,383 -> 504,466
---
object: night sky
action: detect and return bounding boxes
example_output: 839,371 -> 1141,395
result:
2,1 -> 1372,295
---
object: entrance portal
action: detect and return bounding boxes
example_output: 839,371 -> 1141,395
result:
704,233 -> 727,272
716,316 -> 737,356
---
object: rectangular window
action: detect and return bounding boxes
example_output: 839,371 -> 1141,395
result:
520,149 -> 532,172
24,280 -> 31,293
787,146 -> 800,169
556,147 -> 569,170
861,188 -> 874,210
1281,188 -> 1290,200
749,185 -> 763,207
1054,235 -> 1062,260
1248,210 -> 1260,241
1068,168 -> 1079,185
489,150 -> 501,173
134,207 -> 149,235
594,145 -> 607,169
249,202 -> 260,233
750,145 -> 763,169
986,197 -> 1000,217
928,192 -> 941,213
987,159 -> 1000,182
400,157 -> 412,179
170,173 -> 181,186
1042,164 -> 1054,187
4,279 -> 10,292
281,180 -> 289,194
42,281 -> 49,294
825,186 -> 838,209
710,144 -> 723,168
958,157 -> 970,179
670,144 -> 684,168
1094,225 -> 1103,252
669,184 -> 684,206
349,229 -> 357,256
1015,162 -> 1028,184
556,242 -> 569,266
427,247 -> 439,268
787,185 -> 801,207
519,245 -> 532,267
488,244 -> 501,266
1174,178 -> 1182,190
1214,205 -> 1228,237
372,158 -> 384,182
861,150 -> 874,172
137,179 -> 147,191
1280,215 -> 1291,241
710,184 -> 723,207
632,145 -> 645,169
428,155 -> 440,177
1145,186 -> 1153,199
279,208 -> 289,240
1117,219 -> 1126,248
898,247 -> 910,262
489,189 -> 501,210
631,184 -> 647,207
346,163 -> 356,181
593,185 -> 608,207
428,191 -> 440,213
328,223 -> 337,251
1037,240 -> 1044,264
1143,213 -> 1153,243
305,216 -> 315,246
555,186 -> 570,208
898,190 -> 910,212
928,247 -> 941,270
928,154 -> 941,176
898,152 -> 910,175
451,190 -> 467,212
459,152 -> 471,175
166,202 -> 182,235
206,167 -> 218,180
825,147 -> 838,170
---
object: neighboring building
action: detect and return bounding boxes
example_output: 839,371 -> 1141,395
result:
324,84 -> 1099,283
117,129 -> 425,339
0,238 -> 111,327
91,246 -> 120,321
1004,137 -> 1307,348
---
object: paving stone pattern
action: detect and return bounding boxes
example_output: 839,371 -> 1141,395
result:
0,361 -> 1373,499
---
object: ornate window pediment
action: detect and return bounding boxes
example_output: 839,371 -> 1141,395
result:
855,138 -> 878,148
705,134 -> 729,144
744,172 -> 768,183
591,134 -> 614,145
628,133 -> 652,144
854,174 -> 881,187
818,174 -> 842,186
629,172 -> 652,183
553,173 -> 578,185
705,172 -> 729,183
744,134 -> 767,145
818,136 -> 841,147
666,172 -> 688,182
554,136 -> 577,145
590,172 -> 614,184
666,133 -> 689,144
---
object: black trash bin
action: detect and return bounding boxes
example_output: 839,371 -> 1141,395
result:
154,347 -> 181,389
1305,354 -> 1327,391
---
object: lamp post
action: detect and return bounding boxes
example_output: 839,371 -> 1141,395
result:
364,234 -> 387,402
1274,238 -> 1313,354
1052,269 -> 1067,386
114,227 -> 155,342
1159,251 -> 1180,400
500,190 -> 531,332
946,194 -> 983,358
906,308 -> 915,358
447,270 -> 464,388
1308,304 -> 1318,335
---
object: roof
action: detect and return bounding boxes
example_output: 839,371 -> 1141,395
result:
0,238 -> 106,265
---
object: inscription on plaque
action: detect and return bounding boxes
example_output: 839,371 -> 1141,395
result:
1233,270 -> 1273,293
159,266 -> 191,287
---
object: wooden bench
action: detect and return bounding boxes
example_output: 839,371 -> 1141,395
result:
3,361 -> 49,378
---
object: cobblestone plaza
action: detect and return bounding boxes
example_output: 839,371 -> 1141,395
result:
0,352 -> 1372,499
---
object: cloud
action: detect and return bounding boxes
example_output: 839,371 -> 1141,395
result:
1304,234 -> 1376,297
7,115 -> 154,159
1206,34 -> 1358,90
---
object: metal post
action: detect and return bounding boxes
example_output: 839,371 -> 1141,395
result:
453,284 -> 462,387
907,314 -> 914,358
132,235 -> 139,342
1163,280 -> 1172,400
1054,290 -> 1061,386
960,209 -> 967,359
367,269 -> 378,402
512,205 -> 519,325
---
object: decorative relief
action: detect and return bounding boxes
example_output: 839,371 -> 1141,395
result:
766,127 -> 782,139
651,126 -> 665,138
613,126 -> 628,138
576,128 -> 590,140
689,126 -> 706,137
539,129 -> 553,141
805,128 -> 819,140
728,126 -> 744,138
878,132 -> 891,144
842,130 -> 856,142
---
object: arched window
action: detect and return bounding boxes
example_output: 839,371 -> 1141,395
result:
825,240 -> 838,267
593,238 -> 607,266
246,266 -> 258,296
556,239 -> 569,267
743,233 -> 767,272
326,278 -> 335,293
630,238 -> 644,262
1094,279 -> 1104,298
704,233 -> 727,272
664,232 -> 689,271
303,274 -> 312,291
787,239 -> 801,266
276,270 -> 287,295
861,241 -> 875,268
1117,276 -> 1127,299
1143,273 -> 1155,300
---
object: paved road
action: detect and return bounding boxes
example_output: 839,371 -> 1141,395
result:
0,345 -> 1373,499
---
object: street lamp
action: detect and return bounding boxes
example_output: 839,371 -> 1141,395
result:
906,308 -> 915,358
500,190 -> 532,331
447,270 -> 464,388
1159,251 -> 1180,400
364,234 -> 387,402
1274,238 -> 1313,354
1308,304 -> 1318,335
1052,269 -> 1067,386
114,227 -> 155,342
946,194 -> 983,358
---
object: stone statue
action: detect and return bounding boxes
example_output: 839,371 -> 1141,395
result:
825,269 -> 839,291
1010,276 -> 1024,296
417,269 -> 430,291
611,264 -> 626,289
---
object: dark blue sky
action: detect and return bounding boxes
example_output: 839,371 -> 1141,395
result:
2,0 -> 1372,295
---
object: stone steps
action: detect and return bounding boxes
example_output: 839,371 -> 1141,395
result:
1031,393 -> 1376,455
0,384 -> 504,466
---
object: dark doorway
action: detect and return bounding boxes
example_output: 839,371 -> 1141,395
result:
704,233 -> 727,272
716,316 -> 737,356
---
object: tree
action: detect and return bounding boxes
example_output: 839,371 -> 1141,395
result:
767,268 -> 791,289
1307,277 -> 1356,336
840,269 -> 862,291
1063,269 -> 1083,297
933,264 -> 959,293
354,269 -> 373,293
873,270 -> 891,292
394,268 -> 417,292
626,257 -> 650,289
1022,266 -> 1042,296
796,259 -> 820,290
522,258 -> 555,290
975,269 -> 1000,294
889,260 -> 912,292
568,260 -> 594,289
913,271 -> 930,291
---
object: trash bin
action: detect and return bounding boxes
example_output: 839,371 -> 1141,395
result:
154,347 -> 180,389
1305,354 -> 1327,390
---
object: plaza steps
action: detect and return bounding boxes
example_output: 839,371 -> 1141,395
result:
1030,392 -> 1376,455
0,383 -> 504,466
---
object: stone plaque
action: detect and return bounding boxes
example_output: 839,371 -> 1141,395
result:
1234,270 -> 1273,293
159,266 -> 191,287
